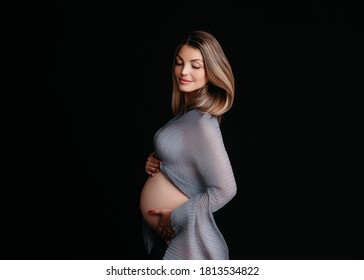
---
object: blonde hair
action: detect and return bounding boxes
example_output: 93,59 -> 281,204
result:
171,30 -> 235,123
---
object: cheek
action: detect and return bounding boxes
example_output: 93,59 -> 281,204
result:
196,73 -> 208,84
174,67 -> 180,77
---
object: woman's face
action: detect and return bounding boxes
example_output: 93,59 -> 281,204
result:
174,44 -> 208,100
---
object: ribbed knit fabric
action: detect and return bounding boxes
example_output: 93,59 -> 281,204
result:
142,109 -> 237,260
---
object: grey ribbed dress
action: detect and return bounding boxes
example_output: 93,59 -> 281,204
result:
142,108 -> 237,260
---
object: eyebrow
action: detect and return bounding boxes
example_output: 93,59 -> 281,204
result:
176,55 -> 204,63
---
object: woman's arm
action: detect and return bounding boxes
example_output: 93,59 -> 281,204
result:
170,116 -> 237,235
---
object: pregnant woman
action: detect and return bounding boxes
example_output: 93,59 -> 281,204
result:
139,30 -> 237,260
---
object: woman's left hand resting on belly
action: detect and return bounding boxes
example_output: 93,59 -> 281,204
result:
148,208 -> 174,241
145,152 -> 161,177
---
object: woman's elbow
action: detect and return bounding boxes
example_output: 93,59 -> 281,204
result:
228,182 -> 237,200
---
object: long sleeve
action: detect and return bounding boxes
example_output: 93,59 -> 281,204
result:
163,111 -> 237,259
171,113 -> 236,225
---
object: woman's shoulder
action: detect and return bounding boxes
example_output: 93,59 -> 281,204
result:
183,110 -> 223,148
185,108 -> 215,120
182,109 -> 220,136
187,109 -> 218,125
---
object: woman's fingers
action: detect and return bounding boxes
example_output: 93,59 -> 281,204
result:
145,163 -> 158,176
147,209 -> 160,215
159,223 -> 174,241
145,153 -> 161,176
148,208 -> 174,240
160,227 -> 174,241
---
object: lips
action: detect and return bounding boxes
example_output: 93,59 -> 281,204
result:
179,78 -> 192,85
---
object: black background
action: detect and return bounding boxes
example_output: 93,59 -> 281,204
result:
2,1 -> 363,260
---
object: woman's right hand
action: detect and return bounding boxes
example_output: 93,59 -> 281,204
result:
148,208 -> 174,241
145,152 -> 161,177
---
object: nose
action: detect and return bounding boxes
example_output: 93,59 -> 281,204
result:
181,65 -> 191,76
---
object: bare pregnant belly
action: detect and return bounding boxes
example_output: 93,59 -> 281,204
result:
140,172 -> 189,232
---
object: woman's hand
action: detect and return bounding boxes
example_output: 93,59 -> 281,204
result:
148,208 -> 174,241
145,152 -> 161,177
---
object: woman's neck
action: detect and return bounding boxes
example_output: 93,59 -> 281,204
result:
183,91 -> 197,104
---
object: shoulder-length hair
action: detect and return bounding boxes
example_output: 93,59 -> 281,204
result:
171,30 -> 235,124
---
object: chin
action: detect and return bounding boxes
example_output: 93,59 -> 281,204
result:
179,86 -> 199,92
